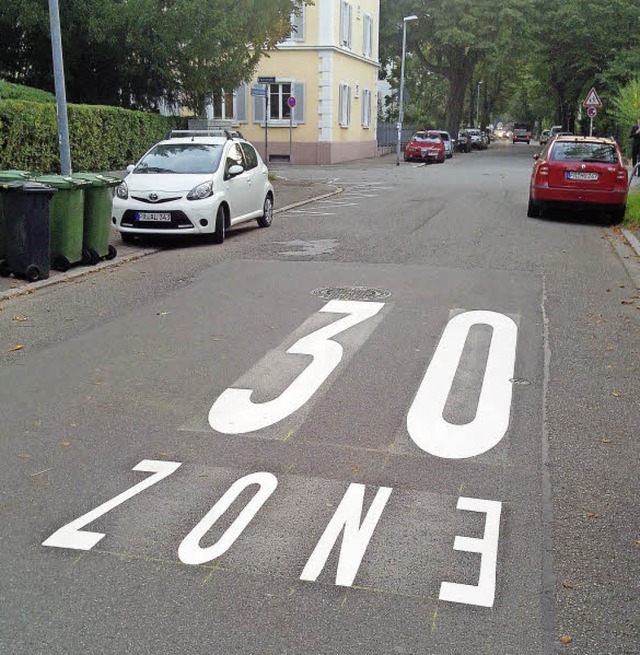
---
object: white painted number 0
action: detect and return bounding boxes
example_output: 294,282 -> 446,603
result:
407,311 -> 518,459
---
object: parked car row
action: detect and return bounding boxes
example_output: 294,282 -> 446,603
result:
404,130 -> 453,163
455,128 -> 490,153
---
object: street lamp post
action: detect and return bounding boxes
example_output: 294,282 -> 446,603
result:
475,80 -> 484,129
396,15 -> 418,166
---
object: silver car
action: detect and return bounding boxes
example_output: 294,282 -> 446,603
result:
434,130 -> 454,159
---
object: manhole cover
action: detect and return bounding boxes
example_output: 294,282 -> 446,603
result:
311,286 -> 392,301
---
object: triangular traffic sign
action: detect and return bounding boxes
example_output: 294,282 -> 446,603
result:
583,87 -> 602,107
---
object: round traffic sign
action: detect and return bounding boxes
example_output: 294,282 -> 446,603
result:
287,96 -> 296,108
587,106 -> 597,118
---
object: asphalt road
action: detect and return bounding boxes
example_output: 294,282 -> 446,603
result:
1,144 -> 638,655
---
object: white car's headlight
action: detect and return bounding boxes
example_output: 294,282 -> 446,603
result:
116,181 -> 128,199
187,181 -> 213,200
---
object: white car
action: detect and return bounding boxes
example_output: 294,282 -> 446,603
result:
112,130 -> 274,244
434,130 -> 454,158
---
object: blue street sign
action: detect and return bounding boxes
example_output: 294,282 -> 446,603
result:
251,86 -> 266,97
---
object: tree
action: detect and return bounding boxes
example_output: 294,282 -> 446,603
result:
0,0 -> 305,114
379,0 -> 534,135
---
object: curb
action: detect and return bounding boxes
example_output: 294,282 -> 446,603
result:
0,186 -> 343,304
622,228 -> 640,258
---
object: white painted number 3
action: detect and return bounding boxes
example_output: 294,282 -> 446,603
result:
209,300 -> 384,434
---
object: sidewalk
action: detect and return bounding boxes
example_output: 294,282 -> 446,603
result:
0,175 -> 341,302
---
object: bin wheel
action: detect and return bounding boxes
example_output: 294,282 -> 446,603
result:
53,255 -> 71,272
0,260 -> 10,277
87,248 -> 100,265
106,244 -> 117,260
25,265 -> 40,282
81,248 -> 93,265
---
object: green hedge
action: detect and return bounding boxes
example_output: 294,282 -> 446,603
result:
0,100 -> 183,173
0,81 -> 55,103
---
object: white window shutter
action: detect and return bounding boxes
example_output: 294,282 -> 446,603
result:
253,91 -> 265,124
293,82 -> 305,124
235,84 -> 247,123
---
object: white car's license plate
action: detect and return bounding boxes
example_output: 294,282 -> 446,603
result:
136,212 -> 171,222
567,171 -> 599,181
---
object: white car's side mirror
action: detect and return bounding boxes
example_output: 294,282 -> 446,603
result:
126,164 -> 135,173
228,164 -> 244,177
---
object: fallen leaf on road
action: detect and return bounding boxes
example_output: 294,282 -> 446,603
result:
611,391 -> 620,397
601,438 -> 613,444
585,512 -> 598,519
351,466 -> 360,474
11,315 -> 29,322
60,440 -> 71,446
7,344 -> 23,352
18,454 -> 30,460
606,344 -> 614,350
559,636 -> 573,645
562,581 -> 574,589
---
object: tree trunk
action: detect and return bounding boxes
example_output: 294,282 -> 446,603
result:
445,65 -> 473,137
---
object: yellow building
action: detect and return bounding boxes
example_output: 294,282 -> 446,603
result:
207,0 -> 380,165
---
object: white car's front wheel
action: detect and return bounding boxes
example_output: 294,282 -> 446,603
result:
257,194 -> 273,228
210,205 -> 226,244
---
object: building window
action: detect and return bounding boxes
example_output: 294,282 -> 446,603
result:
288,1 -> 305,41
339,83 -> 351,127
363,13 -> 373,57
361,89 -> 371,128
269,82 -> 292,120
340,1 -> 352,48
211,91 -> 235,120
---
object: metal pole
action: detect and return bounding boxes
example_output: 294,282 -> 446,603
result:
396,22 -> 408,166
48,0 -> 72,175
289,109 -> 293,165
589,116 -> 593,137
264,85 -> 269,164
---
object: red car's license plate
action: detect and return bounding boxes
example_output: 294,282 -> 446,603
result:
567,171 -> 599,181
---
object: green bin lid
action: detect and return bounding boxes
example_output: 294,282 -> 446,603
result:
33,174 -> 88,189
0,170 -> 34,182
72,172 -> 122,187
0,181 -> 56,194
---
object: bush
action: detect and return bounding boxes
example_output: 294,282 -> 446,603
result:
613,79 -> 640,158
624,190 -> 640,226
0,80 -> 55,104
0,99 -> 182,172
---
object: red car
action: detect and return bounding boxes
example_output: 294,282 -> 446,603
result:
404,131 -> 446,163
528,135 -> 628,222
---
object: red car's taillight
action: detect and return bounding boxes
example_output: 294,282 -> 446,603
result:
615,167 -> 628,190
535,164 -> 549,186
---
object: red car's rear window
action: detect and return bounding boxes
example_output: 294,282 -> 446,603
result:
550,142 -> 618,164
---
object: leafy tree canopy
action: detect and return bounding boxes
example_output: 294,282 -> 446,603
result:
0,0 -> 306,114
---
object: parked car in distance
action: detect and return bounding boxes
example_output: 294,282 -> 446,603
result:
528,135 -> 628,222
466,128 -> 487,150
512,122 -> 531,144
455,131 -> 471,153
112,130 -> 274,245
494,126 -> 507,139
434,130 -> 454,158
539,129 -> 551,145
404,131 -> 446,163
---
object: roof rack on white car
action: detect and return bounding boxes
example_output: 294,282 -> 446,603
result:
166,129 -> 245,141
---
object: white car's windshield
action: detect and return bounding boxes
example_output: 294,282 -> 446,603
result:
135,144 -> 224,174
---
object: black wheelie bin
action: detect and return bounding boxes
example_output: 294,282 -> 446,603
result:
0,170 -> 34,261
0,181 -> 56,282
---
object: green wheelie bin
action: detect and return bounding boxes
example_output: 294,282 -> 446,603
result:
0,170 -> 34,261
33,174 -> 89,272
72,173 -> 121,263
